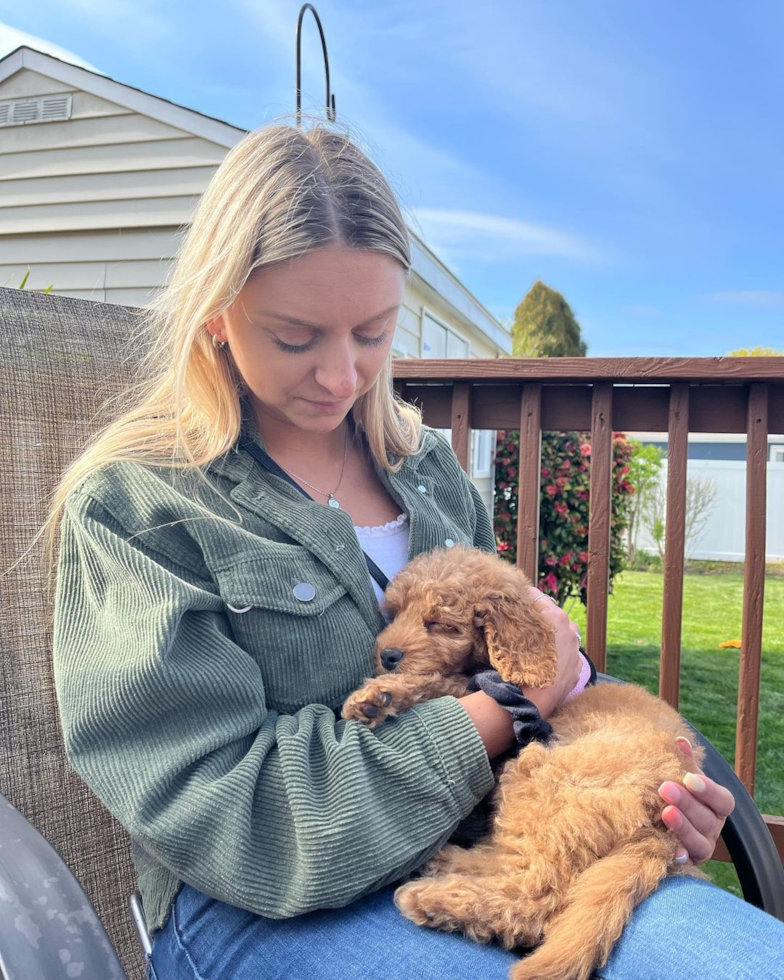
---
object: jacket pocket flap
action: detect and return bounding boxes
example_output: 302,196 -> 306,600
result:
212,550 -> 347,615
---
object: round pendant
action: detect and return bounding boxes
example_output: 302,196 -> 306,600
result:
328,497 -> 341,509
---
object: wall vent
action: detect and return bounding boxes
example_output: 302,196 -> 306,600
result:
0,94 -> 73,127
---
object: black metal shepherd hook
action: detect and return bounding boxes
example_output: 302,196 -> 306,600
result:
296,3 -> 337,128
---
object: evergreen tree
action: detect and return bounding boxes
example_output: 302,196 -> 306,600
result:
511,280 -> 587,357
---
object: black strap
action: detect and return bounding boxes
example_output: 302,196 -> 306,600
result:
238,437 -> 391,593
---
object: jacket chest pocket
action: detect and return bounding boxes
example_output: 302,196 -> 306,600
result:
210,547 -> 375,712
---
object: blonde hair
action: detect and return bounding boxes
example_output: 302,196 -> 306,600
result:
35,114 -> 422,599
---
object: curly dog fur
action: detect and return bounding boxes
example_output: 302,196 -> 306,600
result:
342,545 -> 708,980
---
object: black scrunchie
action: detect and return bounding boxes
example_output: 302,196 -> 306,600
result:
468,669 -> 554,747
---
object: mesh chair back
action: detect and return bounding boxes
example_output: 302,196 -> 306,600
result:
0,287 -> 147,980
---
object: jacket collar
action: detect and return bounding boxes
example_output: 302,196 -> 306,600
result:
204,396 -> 439,632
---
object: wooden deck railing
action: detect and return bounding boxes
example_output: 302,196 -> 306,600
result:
393,356 -> 784,862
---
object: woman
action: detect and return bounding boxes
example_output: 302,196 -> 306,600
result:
45,119 -> 782,979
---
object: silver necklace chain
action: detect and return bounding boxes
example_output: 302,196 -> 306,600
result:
273,427 -> 350,509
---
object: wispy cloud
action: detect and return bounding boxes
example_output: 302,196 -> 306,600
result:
410,208 -> 607,266
702,291 -> 784,308
0,21 -> 105,71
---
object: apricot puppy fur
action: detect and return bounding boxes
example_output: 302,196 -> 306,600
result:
342,545 -> 708,980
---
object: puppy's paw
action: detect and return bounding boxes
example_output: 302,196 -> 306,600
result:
393,880 -> 441,927
341,686 -> 395,727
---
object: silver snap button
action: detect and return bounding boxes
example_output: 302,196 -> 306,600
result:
417,484 -> 427,493
444,538 -> 454,547
293,582 -> 316,602
226,602 -> 252,613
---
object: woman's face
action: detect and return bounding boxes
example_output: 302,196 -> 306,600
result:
211,246 -> 405,437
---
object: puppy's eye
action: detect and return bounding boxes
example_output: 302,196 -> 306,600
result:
425,621 -> 459,633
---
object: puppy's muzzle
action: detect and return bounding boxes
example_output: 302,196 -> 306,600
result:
380,648 -> 404,671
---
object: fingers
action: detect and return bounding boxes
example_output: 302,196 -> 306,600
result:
659,737 -> 736,865
675,737 -> 736,819
660,804 -> 714,865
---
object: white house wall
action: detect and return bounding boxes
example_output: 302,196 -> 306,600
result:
0,67 -> 221,300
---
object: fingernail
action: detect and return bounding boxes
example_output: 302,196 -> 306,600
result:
662,805 -> 683,830
659,782 -> 681,804
684,773 -> 706,793
675,851 -> 689,865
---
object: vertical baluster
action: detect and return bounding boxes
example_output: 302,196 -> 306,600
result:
660,383 -> 690,708
451,381 -> 471,474
587,383 -> 613,673
736,383 -> 768,794
517,383 -> 542,583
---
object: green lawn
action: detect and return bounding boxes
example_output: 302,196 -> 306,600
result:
567,569 -> 784,897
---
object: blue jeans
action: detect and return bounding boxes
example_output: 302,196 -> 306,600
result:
147,876 -> 784,980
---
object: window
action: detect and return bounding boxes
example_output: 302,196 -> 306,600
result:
472,430 -> 495,478
420,311 -> 470,359
771,445 -> 784,463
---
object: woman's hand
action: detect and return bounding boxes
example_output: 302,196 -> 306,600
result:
522,590 -> 583,720
659,736 -> 736,865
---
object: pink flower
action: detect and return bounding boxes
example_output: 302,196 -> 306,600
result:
545,556 -> 557,566
545,484 -> 557,496
580,444 -> 591,457
578,551 -> 589,562
558,552 -> 573,566
541,467 -> 551,478
542,572 -> 559,592
554,503 -> 568,516
561,459 -> 571,469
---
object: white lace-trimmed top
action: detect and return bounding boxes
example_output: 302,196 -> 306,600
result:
353,513 -> 410,606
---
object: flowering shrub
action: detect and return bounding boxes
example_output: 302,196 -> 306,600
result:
494,430 -> 635,605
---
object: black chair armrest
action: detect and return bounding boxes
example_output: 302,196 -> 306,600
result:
597,673 -> 784,922
0,791 -> 127,979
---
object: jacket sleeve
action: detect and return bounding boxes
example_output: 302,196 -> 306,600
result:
53,490 -> 495,919
468,480 -> 497,555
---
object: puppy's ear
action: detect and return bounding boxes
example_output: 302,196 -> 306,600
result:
473,594 -> 558,689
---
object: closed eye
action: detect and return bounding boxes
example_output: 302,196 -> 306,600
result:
425,621 -> 460,633
273,330 -> 389,354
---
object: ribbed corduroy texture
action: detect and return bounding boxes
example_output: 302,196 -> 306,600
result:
52,396 -> 499,938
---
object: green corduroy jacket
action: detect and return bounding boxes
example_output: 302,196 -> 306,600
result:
52,397 -> 497,935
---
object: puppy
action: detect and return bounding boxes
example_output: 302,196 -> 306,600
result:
342,545 -> 708,980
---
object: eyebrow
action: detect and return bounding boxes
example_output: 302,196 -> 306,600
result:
257,304 -> 399,330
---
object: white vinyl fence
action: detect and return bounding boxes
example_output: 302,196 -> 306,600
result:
636,459 -> 784,562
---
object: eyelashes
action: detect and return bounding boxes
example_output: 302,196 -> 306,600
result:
273,331 -> 389,354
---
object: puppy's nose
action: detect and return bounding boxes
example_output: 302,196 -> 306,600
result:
380,648 -> 404,671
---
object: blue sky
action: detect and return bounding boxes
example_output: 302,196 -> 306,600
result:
2,0 -> 783,356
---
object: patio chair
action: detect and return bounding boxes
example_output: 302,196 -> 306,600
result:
1,287 -> 782,980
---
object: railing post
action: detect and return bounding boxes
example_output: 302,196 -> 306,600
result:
451,382 -> 471,474
517,383 -> 542,584
736,383 -> 768,795
587,383 -> 613,673
660,383 -> 690,709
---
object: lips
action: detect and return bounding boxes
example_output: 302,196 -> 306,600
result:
303,397 -> 350,410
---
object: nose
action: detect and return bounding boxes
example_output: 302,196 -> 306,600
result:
380,648 -> 404,671
314,341 -> 358,400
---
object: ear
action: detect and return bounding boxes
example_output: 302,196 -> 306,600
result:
473,595 -> 558,689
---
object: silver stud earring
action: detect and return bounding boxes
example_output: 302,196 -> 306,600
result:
212,334 -> 227,350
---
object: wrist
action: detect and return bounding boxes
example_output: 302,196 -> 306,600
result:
521,683 -> 560,720
458,690 -> 516,759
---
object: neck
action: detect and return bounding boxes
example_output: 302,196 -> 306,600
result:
252,408 -> 353,471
